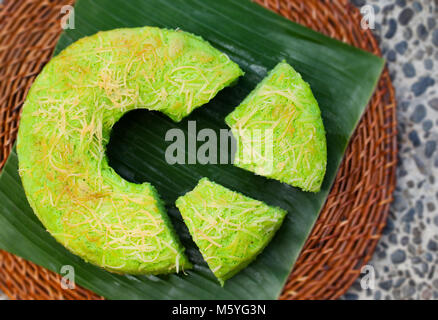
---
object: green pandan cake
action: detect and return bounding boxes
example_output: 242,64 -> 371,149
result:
17,27 -> 243,275
225,61 -> 327,192
176,178 -> 287,285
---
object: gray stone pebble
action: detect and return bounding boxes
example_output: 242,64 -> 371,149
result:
425,141 -> 436,158
411,76 -> 435,96
417,24 -> 428,40
433,29 -> 438,46
391,249 -> 407,264
386,18 -> 398,38
396,40 -> 408,54
410,104 -> 426,122
399,8 -> 414,25
427,240 -> 438,251
403,62 -> 416,77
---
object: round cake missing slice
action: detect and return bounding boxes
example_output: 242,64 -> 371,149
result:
17,27 -> 243,274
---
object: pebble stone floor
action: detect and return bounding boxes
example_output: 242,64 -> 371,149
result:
344,0 -> 438,300
0,0 -> 437,300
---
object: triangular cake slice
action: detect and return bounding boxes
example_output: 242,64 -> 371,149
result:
225,61 -> 327,192
176,178 -> 287,285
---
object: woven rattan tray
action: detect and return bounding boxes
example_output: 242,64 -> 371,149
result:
0,0 -> 397,300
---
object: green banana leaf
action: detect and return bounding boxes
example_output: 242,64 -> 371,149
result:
0,0 -> 384,299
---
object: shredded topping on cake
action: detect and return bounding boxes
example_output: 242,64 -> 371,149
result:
176,178 -> 287,285
225,61 -> 326,192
